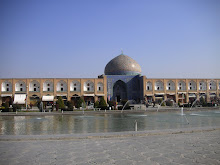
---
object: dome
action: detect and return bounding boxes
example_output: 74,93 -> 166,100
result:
104,54 -> 141,75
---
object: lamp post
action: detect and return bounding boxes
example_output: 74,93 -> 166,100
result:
26,85 -> 28,110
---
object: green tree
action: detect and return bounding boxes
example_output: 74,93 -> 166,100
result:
99,96 -> 107,110
200,96 -> 207,107
56,96 -> 65,109
76,97 -> 85,108
94,100 -> 99,108
67,101 -> 73,110
99,96 -> 107,106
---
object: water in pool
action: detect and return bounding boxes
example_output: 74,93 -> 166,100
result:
0,109 -> 219,135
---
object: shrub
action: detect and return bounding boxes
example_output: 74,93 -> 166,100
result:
121,100 -> 129,109
166,100 -> 172,106
12,104 -> 21,112
108,101 -> 114,107
2,102 -> 9,112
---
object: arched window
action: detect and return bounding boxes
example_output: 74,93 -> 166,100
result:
43,80 -> 53,92
29,80 -> 40,92
97,82 -> 104,91
56,80 -> 67,92
177,81 -> 186,90
166,80 -> 175,90
84,80 -> 94,92
70,81 -> 80,92
199,81 -> 206,91
1,81 -> 12,92
146,81 -> 152,91
155,80 -> 164,91
15,81 -> 26,92
209,80 -> 216,90
188,80 -> 196,90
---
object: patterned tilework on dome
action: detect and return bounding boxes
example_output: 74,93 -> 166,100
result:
104,54 -> 142,75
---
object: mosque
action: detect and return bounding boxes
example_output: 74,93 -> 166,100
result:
0,53 -> 219,107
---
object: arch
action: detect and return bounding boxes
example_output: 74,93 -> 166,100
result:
29,80 -> 40,92
84,80 -> 94,92
15,81 -> 26,92
113,80 -> 127,102
177,80 -> 186,90
199,81 -> 206,91
56,80 -> 67,92
146,81 -> 152,91
97,82 -> 104,91
1,81 -> 12,92
166,80 -> 175,90
43,80 -> 54,92
209,80 -> 216,90
70,80 -> 80,92
188,80 -> 196,90
155,80 -> 164,91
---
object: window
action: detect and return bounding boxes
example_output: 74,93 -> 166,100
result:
190,87 -> 192,90
34,88 -> 36,91
48,84 -> 50,86
74,83 -> 76,86
74,87 -> 76,91
61,84 -> 63,86
34,84 -> 36,87
147,86 -> 149,90
6,84 -> 9,86
200,83 -> 202,85
61,88 -> 63,91
7,88 -> 9,91
47,88 -> 50,91
168,83 -> 170,85
20,84 -> 23,86
168,87 -> 170,90
87,83 -> 90,86
190,83 -> 191,85
179,87 -> 182,90
179,83 -> 181,85
20,88 -> 23,91
157,87 -> 159,90
210,87 -> 212,90
98,87 -> 101,91
200,87 -> 202,90
87,87 -> 90,91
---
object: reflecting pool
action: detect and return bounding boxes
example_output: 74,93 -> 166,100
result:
0,110 -> 220,135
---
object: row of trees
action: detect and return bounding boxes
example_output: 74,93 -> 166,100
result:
56,96 -> 108,111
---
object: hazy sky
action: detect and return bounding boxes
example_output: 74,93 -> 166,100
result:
1,0 -> 219,79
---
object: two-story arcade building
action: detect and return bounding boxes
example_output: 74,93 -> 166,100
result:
0,53 -> 219,107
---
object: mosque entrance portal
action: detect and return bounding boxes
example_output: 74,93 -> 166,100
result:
113,80 -> 127,102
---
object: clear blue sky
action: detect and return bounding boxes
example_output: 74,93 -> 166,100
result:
0,0 -> 219,78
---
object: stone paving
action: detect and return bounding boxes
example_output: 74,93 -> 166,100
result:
0,128 -> 220,165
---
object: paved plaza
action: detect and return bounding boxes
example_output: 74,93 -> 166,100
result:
0,128 -> 219,165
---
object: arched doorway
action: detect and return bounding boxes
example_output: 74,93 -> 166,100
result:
113,80 -> 127,102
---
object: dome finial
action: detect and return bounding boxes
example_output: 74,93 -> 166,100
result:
120,48 -> 123,55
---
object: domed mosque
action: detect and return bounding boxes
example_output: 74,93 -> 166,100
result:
104,54 -> 142,75
105,52 -> 143,102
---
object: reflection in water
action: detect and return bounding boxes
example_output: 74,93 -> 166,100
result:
0,110 -> 220,135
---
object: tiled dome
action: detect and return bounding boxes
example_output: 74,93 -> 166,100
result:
104,54 -> 141,75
